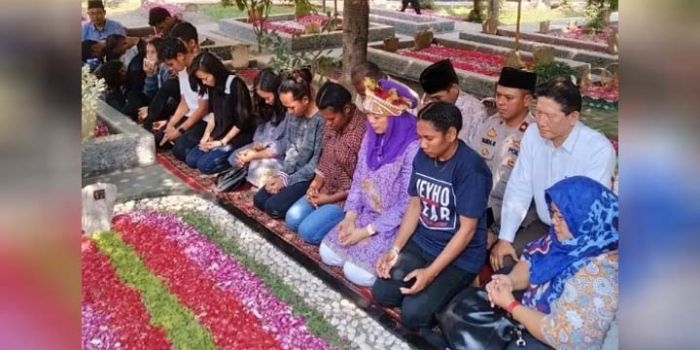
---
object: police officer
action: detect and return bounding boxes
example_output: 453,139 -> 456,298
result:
469,67 -> 539,248
419,59 -> 487,144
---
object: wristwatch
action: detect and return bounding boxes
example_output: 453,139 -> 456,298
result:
177,126 -> 187,134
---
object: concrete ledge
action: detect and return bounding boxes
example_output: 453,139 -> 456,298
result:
218,15 -> 395,51
362,8 -> 455,35
497,28 -> 613,54
201,44 -> 238,61
459,31 -> 618,68
82,100 -> 155,177
125,26 -> 155,37
368,38 -> 590,98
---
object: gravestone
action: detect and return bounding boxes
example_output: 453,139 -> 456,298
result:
414,30 -> 434,50
82,183 -> 117,235
504,50 -> 524,69
533,45 -> 555,65
230,44 -> 251,69
384,37 -> 399,53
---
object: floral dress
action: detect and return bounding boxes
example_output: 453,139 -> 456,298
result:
321,137 -> 419,273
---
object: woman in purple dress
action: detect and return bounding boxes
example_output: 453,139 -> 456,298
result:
319,78 -> 420,287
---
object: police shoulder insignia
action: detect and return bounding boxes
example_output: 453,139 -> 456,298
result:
518,121 -> 528,132
487,128 -> 497,138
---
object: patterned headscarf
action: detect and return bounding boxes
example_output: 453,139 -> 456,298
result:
521,176 -> 619,314
363,78 -> 419,170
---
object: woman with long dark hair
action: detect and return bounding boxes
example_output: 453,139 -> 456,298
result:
184,52 -> 255,174
227,68 -> 289,188
253,68 -> 324,219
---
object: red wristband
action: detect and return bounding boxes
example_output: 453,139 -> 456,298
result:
505,300 -> 521,314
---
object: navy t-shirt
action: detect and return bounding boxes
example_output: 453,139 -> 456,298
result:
408,141 -> 493,274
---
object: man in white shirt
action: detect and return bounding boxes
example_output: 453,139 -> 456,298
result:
419,59 -> 487,144
156,22 -> 210,161
490,77 -> 617,271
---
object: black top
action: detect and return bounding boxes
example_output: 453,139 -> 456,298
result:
209,74 -> 254,141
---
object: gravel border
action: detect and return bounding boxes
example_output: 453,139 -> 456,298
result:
115,195 -> 413,350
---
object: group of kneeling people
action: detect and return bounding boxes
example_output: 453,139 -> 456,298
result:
91,19 -> 617,349
182,68 -> 617,350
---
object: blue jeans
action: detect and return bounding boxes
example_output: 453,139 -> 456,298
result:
185,147 -> 233,174
286,197 -> 344,244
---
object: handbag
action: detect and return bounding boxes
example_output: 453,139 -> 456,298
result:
215,165 -> 248,192
437,288 -> 527,350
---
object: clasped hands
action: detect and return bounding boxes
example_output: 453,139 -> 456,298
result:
198,136 -> 224,152
336,217 -> 369,247
305,180 -> 331,208
485,274 -> 517,309
264,176 -> 285,194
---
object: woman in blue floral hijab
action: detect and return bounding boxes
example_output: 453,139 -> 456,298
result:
481,176 -> 618,349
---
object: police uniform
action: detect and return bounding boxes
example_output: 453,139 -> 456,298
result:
470,66 -> 539,234
469,112 -> 537,228
419,59 -> 486,142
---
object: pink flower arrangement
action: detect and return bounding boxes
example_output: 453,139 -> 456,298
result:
234,67 -> 260,86
262,15 -> 332,35
141,1 -> 184,19
82,237 -> 172,350
399,44 -> 506,76
551,24 -> 617,44
93,120 -> 110,138
82,211 -> 339,350
581,83 -> 619,102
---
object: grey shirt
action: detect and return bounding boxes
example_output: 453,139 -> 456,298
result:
277,111 -> 325,186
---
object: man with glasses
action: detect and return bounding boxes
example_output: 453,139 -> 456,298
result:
81,0 -> 125,41
490,77 -> 617,271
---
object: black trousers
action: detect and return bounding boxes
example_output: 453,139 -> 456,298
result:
401,0 -> 421,14
372,240 -> 476,330
142,78 -> 181,132
171,120 -> 208,161
253,180 -> 311,219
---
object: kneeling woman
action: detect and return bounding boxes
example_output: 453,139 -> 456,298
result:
285,82 -> 366,244
319,78 -> 420,287
185,52 -> 255,174
253,69 -> 323,219
442,176 -> 619,350
372,102 -> 492,336
227,68 -> 287,188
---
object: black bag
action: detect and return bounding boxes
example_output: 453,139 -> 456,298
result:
437,288 -> 527,350
215,165 -> 248,192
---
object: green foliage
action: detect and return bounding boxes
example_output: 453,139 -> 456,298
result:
466,0 -> 486,22
93,232 -> 218,350
585,0 -> 616,32
587,0 -> 617,11
533,61 -> 577,86
422,0 -> 435,10
178,211 -> 351,350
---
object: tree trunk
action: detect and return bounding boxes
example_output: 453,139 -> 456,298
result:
341,0 -> 369,89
